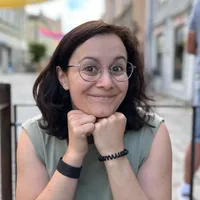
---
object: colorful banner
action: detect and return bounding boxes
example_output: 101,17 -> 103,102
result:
39,27 -> 64,40
0,0 -> 49,8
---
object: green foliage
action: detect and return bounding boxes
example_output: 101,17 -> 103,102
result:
28,42 -> 46,63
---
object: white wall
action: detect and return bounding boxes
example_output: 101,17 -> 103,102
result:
152,10 -> 194,102
0,9 -> 26,72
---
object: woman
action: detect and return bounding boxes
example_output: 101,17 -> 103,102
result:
16,20 -> 172,200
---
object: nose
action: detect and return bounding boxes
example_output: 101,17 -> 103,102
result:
95,69 -> 114,90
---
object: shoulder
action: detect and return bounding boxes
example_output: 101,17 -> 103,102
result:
21,115 -> 50,164
22,114 -> 44,131
192,0 -> 200,14
124,110 -> 165,171
137,107 -> 164,135
137,121 -> 172,200
140,111 -> 165,149
21,115 -> 66,177
145,112 -> 164,135
189,1 -> 200,24
22,114 -> 50,142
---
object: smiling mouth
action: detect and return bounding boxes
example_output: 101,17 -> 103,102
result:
88,95 -> 116,100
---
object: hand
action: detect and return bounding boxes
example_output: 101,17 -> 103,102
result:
92,112 -> 126,156
66,110 -> 96,158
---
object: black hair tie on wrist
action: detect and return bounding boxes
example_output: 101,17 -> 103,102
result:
98,149 -> 129,162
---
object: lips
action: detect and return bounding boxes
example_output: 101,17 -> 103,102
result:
88,95 -> 116,98
88,95 -> 117,101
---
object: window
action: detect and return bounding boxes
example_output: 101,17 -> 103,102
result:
10,10 -> 15,25
157,0 -> 169,6
173,25 -> 184,81
155,34 -> 164,76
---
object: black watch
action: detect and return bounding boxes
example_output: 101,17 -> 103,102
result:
56,157 -> 82,179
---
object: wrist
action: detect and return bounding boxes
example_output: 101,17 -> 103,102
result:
98,147 -> 124,157
63,150 -> 85,168
104,155 -> 128,167
98,148 -> 128,162
57,157 -> 82,179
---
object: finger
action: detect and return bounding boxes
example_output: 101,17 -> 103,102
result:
74,115 -> 96,125
114,112 -> 127,122
67,111 -> 81,120
96,117 -> 107,123
68,111 -> 96,121
86,132 -> 92,136
68,110 -> 83,116
68,113 -> 85,121
76,123 -> 95,137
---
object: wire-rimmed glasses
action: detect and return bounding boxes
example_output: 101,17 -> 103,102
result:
67,61 -> 136,82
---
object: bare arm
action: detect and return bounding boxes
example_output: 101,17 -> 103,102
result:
104,123 -> 172,200
186,31 -> 197,55
16,129 -> 84,200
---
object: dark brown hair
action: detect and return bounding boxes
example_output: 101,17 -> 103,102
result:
33,20 -> 153,140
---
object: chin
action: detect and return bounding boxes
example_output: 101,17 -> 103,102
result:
90,109 -> 116,118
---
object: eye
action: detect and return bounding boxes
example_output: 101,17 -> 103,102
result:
112,65 -> 123,72
111,65 -> 125,75
81,64 -> 100,76
84,66 -> 97,72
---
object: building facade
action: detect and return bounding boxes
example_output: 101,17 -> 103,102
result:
26,12 -> 62,70
103,0 -> 146,52
0,8 -> 26,73
150,0 -> 195,102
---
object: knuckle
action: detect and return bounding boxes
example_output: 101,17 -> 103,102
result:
89,115 -> 96,122
67,111 -> 76,120
109,114 -> 116,122
116,112 -> 125,119
95,122 -> 100,129
72,127 -> 78,134
84,123 -> 95,134
67,112 -> 72,119
120,113 -> 126,120
102,118 -> 107,124
70,121 -> 76,127
89,123 -> 95,130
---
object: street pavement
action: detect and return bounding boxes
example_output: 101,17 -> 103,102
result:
152,95 -> 200,200
0,73 -> 200,200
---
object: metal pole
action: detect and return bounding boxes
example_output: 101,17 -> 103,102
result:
0,83 -> 12,200
14,105 -> 17,150
13,104 -> 17,189
190,106 -> 196,200
145,0 -> 154,73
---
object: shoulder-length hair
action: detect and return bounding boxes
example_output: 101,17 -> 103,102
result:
33,20 -> 153,140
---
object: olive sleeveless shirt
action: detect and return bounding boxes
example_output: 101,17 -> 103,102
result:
22,113 -> 163,200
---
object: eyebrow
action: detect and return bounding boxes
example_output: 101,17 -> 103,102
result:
79,56 -> 127,64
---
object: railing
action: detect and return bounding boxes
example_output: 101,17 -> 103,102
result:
0,83 -> 12,200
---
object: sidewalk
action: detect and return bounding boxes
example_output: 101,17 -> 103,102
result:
152,93 -> 200,200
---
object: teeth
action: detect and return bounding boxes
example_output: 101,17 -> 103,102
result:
93,96 -> 113,99
99,97 -> 110,99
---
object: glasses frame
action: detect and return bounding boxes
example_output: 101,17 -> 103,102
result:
66,61 -> 136,82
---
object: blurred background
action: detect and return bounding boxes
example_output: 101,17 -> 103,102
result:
0,0 -> 199,200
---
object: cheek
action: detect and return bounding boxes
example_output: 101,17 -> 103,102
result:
68,80 -> 91,103
119,82 -> 129,97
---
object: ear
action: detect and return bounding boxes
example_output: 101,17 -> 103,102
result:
56,66 -> 69,90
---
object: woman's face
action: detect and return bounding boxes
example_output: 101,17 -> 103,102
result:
59,34 -> 129,118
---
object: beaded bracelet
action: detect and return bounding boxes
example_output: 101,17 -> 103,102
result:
98,149 -> 129,162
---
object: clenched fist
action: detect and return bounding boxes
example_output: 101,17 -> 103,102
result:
67,110 -> 96,157
92,112 -> 127,156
